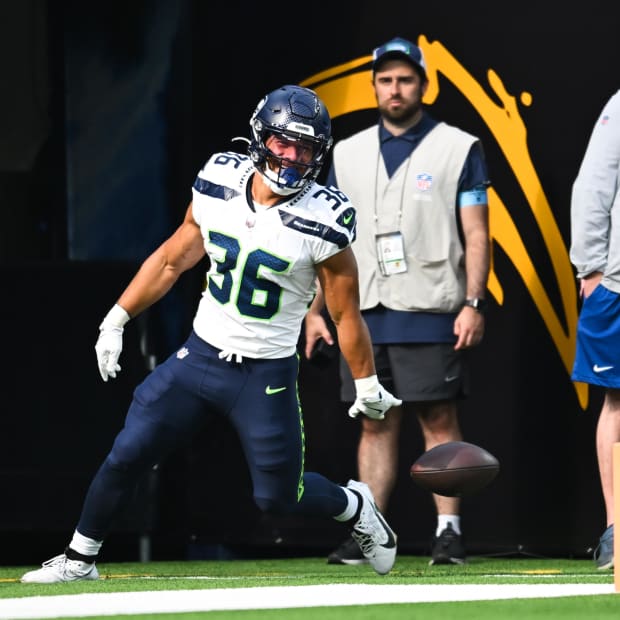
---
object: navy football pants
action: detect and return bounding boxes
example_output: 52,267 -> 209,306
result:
76,330 -> 348,541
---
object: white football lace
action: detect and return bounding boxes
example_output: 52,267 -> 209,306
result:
41,554 -> 67,568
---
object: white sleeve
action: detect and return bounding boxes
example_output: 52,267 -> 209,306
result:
570,90 -> 620,277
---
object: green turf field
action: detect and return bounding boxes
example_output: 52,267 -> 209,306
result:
0,556 -> 617,619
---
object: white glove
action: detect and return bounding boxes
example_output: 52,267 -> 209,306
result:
95,304 -> 131,382
348,375 -> 402,420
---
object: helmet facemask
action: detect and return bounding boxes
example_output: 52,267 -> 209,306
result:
248,86 -> 333,196
255,127 -> 328,195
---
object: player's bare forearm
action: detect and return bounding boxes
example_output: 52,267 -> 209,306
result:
335,313 -> 376,379
117,205 -> 205,317
315,248 -> 375,379
116,251 -> 182,318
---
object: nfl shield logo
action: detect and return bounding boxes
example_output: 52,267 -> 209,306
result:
416,173 -> 432,191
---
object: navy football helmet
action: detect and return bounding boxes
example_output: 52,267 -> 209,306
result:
248,85 -> 333,195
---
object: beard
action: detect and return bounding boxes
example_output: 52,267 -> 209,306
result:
378,98 -> 422,128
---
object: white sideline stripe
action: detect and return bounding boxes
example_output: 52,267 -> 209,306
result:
0,583 -> 614,619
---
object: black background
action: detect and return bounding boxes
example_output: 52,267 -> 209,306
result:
0,1 -> 616,564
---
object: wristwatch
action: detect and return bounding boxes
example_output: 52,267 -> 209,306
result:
464,298 -> 488,314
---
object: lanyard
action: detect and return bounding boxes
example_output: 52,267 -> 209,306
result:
373,145 -> 414,229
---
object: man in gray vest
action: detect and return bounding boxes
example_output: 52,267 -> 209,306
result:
305,36 -> 490,565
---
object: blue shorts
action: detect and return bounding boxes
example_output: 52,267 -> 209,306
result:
572,284 -> 620,388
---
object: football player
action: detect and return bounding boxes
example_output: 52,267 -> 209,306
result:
21,85 -> 401,583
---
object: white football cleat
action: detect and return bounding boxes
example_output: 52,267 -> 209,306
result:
347,479 -> 397,575
21,553 -> 99,583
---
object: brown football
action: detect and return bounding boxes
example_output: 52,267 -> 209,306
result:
410,441 -> 499,497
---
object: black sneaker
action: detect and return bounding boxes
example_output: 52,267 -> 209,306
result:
327,535 -> 369,565
430,522 -> 466,565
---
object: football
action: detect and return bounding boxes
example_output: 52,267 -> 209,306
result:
409,441 -> 499,497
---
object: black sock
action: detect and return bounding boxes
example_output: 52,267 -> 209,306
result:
346,490 -> 363,527
65,546 -> 98,564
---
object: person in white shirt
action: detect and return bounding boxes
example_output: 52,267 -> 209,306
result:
570,89 -> 620,570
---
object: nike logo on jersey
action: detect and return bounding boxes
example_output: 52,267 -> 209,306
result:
444,375 -> 459,382
593,364 -> 614,373
265,385 -> 287,395
343,212 -> 353,225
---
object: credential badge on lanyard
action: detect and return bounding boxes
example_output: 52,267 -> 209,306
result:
376,232 -> 407,276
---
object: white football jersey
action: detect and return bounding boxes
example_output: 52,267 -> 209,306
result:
191,151 -> 356,358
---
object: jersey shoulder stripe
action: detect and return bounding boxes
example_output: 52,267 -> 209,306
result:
193,177 -> 241,201
278,210 -> 352,249
280,182 -> 357,248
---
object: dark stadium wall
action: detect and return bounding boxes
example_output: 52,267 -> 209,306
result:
1,1 -> 617,562
185,1 -> 614,558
